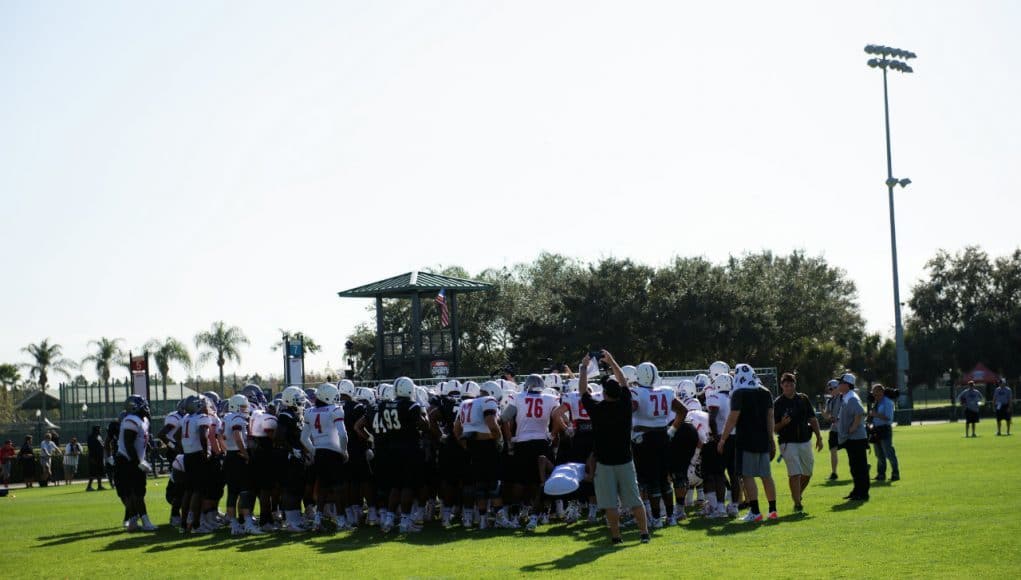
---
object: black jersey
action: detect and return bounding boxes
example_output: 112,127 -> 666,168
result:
343,400 -> 367,451
435,396 -> 461,438
275,410 -> 303,450
369,398 -> 422,450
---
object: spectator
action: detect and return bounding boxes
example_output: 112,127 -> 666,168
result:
993,380 -> 1013,436
39,432 -> 59,486
579,350 -> 650,545
836,373 -> 869,501
869,385 -> 900,482
64,437 -> 83,485
19,435 -> 37,488
773,373 -> 823,513
718,363 -> 778,522
959,381 -> 984,438
822,379 -> 842,481
1,440 -> 15,488
86,426 -> 107,491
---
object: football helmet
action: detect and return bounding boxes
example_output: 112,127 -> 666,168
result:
337,379 -> 356,399
636,362 -> 659,388
183,395 -> 205,415
175,398 -> 188,415
712,374 -> 733,393
442,380 -> 463,398
304,387 -> 319,405
394,376 -> 415,399
241,384 -> 267,408
280,386 -> 306,410
563,378 -> 580,393
354,386 -> 376,404
693,373 -> 711,392
480,380 -> 503,403
317,383 -> 341,405
377,383 -> 395,401
463,381 -> 481,398
544,373 -> 563,391
227,394 -> 250,414
202,391 -> 221,406
708,361 -> 730,380
676,379 -> 696,400
621,365 -> 639,386
523,374 -> 545,393
124,395 -> 150,418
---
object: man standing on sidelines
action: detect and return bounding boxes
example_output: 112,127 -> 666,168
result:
718,364 -> 778,522
959,382 -> 984,438
823,380 -> 842,481
869,385 -> 900,482
836,373 -> 869,501
579,350 -> 650,545
773,373 -> 823,513
993,380 -> 1013,436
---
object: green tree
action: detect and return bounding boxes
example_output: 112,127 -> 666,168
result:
144,337 -> 192,398
0,363 -> 21,422
21,339 -> 77,419
271,330 -> 322,354
195,322 -> 249,396
81,337 -> 124,404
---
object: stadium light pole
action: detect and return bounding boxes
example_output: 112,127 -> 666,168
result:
865,44 -> 916,395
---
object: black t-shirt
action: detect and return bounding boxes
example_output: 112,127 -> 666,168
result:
369,399 -> 422,450
731,386 -> 774,453
773,392 -> 815,444
581,388 -> 633,466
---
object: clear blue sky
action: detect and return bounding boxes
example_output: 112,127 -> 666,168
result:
2,1 -> 1018,380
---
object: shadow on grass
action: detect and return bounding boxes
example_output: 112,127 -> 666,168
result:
830,500 -> 868,512
34,527 -> 126,548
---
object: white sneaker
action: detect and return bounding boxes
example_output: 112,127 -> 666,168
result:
741,511 -> 763,523
281,520 -> 307,533
650,517 -> 663,529
398,517 -> 411,534
525,515 -> 538,531
230,522 -> 245,536
710,508 -> 729,519
479,515 -> 489,530
727,503 -> 739,517
462,511 -> 472,529
194,522 -> 218,534
169,516 -> 182,527
667,516 -> 677,526
125,519 -> 140,532
334,517 -> 349,530
140,516 -> 158,531
539,513 -> 550,525
244,520 -> 267,535
261,522 -> 279,533
380,515 -> 394,534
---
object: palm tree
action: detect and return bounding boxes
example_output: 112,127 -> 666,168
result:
81,337 -> 124,404
21,339 -> 77,420
144,337 -> 192,399
270,330 -> 322,354
195,322 -> 249,396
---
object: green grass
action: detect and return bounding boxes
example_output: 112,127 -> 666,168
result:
2,422 -> 1020,578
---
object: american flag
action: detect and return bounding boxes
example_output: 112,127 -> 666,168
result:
435,288 -> 450,328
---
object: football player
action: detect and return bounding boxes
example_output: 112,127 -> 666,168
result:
500,374 -> 559,531
223,394 -> 263,535
556,380 -> 602,522
430,379 -> 466,528
454,380 -> 508,530
708,373 -> 740,516
631,362 -> 675,529
343,383 -> 375,527
156,399 -> 187,464
667,396 -> 700,524
246,385 -> 280,531
275,386 -> 311,532
115,395 -> 156,531
180,395 -> 214,533
302,383 -> 350,531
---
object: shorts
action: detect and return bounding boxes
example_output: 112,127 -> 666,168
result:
828,431 -> 840,451
314,449 -> 347,487
740,451 -> 772,478
965,410 -> 980,424
633,431 -> 671,494
566,430 -> 595,464
182,452 -> 209,494
593,461 -> 643,510
250,446 -> 277,490
224,451 -> 253,493
282,456 -> 305,496
779,441 -> 814,477
114,456 -> 146,498
378,447 -> 424,490
438,441 -> 468,484
510,439 -> 551,485
166,472 -> 183,504
699,442 -> 724,476
346,445 -> 372,484
466,439 -> 500,492
996,407 -> 1012,421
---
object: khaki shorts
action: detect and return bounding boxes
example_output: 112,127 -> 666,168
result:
741,451 -> 772,478
594,461 -> 643,510
780,441 -> 814,477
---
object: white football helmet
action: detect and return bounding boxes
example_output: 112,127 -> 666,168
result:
463,381 -> 481,398
317,383 -> 341,405
712,374 -> 733,393
693,373 -> 711,391
709,361 -> 730,380
636,362 -> 659,387
676,379 -> 696,400
564,378 -> 580,393
588,382 -> 603,395
377,383 -> 395,401
442,379 -> 463,398
544,373 -> 564,391
480,380 -> 503,403
354,386 -> 376,404
337,379 -> 356,399
621,365 -> 639,386
413,385 -> 431,407
227,394 -> 250,415
281,386 -> 306,410
523,374 -> 545,393
394,377 -> 415,399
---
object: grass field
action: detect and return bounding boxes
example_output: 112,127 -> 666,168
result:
2,421 -> 1020,578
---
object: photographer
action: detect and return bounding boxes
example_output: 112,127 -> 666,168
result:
579,349 -> 650,545
773,373 -> 823,513
869,385 -> 900,482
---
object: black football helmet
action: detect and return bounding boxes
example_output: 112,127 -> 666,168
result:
124,395 -> 150,418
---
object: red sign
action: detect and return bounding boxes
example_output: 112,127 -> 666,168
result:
130,356 -> 147,374
430,360 -> 450,378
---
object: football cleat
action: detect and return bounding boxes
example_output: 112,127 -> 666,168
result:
741,511 -> 763,523
169,516 -> 182,527
244,520 -> 267,535
525,515 -> 538,531
767,511 -> 778,520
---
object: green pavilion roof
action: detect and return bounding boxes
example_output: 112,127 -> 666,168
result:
337,271 -> 493,298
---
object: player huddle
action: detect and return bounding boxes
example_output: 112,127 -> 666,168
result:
112,358 -> 764,535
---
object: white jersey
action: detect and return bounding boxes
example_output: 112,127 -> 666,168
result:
250,410 -> 277,439
116,414 -> 149,460
688,410 -> 710,444
706,391 -> 734,435
302,404 -> 348,454
632,385 -> 675,428
512,391 -> 559,443
460,396 -> 499,436
164,411 -> 184,444
563,391 -> 602,427
181,414 -> 211,455
223,412 -> 250,451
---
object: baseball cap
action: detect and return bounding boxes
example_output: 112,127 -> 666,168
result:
839,373 -> 856,386
826,379 -> 839,390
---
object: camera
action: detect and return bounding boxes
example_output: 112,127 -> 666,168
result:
589,350 -> 603,361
